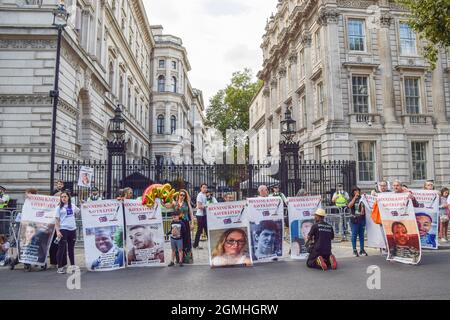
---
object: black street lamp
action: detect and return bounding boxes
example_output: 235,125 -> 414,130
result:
280,108 -> 296,142
279,107 -> 300,196
106,105 -> 127,199
49,1 -> 69,193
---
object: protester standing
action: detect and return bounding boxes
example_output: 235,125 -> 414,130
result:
0,186 -> 10,209
193,184 -> 208,249
348,187 -> 367,257
55,191 -> 80,274
171,189 -> 194,263
167,211 -> 186,267
257,185 -> 269,197
439,187 -> 449,242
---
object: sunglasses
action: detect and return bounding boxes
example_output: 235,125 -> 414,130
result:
180,193 -> 186,197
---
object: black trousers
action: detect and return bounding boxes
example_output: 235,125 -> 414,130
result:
193,215 -> 207,248
49,232 -> 61,266
306,252 -> 332,269
56,229 -> 76,268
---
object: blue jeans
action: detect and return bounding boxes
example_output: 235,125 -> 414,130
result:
350,220 -> 366,251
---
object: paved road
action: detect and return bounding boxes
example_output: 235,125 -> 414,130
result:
1,251 -> 449,300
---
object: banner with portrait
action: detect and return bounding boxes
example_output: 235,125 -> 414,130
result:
361,194 -> 386,249
77,166 -> 94,188
18,195 -> 59,266
206,201 -> 252,268
411,190 -> 439,249
81,200 -> 125,271
124,199 -> 165,267
287,196 -> 321,260
377,193 -> 421,265
246,197 -> 284,262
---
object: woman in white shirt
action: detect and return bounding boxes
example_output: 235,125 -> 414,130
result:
55,191 -> 80,274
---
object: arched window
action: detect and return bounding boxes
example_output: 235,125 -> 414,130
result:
157,115 -> 164,134
171,76 -> 177,93
170,115 -> 177,134
158,75 -> 165,92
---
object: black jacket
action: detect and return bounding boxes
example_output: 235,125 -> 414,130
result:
308,220 -> 334,256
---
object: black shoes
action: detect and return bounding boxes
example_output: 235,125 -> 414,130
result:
353,250 -> 359,257
359,250 -> 368,256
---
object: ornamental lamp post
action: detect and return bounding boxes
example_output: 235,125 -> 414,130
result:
49,1 -> 69,193
279,107 -> 300,196
106,105 -> 127,199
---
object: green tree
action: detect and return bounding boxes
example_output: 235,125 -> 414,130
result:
206,68 -> 263,137
397,0 -> 450,69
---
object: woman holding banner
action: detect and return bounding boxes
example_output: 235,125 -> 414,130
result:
211,228 -> 252,267
55,192 -> 80,274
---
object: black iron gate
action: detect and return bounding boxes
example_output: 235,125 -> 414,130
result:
56,160 -> 356,205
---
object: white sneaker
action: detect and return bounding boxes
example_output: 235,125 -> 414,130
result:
440,238 -> 448,243
57,267 -> 66,274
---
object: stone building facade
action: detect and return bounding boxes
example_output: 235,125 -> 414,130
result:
250,0 -> 450,188
151,26 -> 208,165
0,0 -> 154,199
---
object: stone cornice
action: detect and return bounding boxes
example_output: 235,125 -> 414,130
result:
0,94 -> 51,106
336,0 -> 376,9
0,39 -> 56,50
58,98 -> 78,117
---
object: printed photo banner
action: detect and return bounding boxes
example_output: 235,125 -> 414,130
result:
246,197 -> 284,262
19,195 -> 59,266
81,200 -> 125,272
78,166 -> 94,188
377,193 -> 421,265
361,194 -> 386,249
287,196 -> 321,260
124,199 -> 165,267
207,201 -> 252,268
411,190 -> 439,250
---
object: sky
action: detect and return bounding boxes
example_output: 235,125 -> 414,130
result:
143,0 -> 275,107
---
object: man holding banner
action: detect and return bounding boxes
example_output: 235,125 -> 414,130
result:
377,192 -> 421,265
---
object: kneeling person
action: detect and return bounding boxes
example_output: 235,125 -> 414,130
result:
306,208 -> 337,270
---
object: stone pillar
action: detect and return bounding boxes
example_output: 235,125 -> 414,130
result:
302,32 -> 313,132
377,13 -> 397,124
165,102 -> 170,135
432,50 -> 447,124
318,7 -> 343,122
263,85 -> 271,155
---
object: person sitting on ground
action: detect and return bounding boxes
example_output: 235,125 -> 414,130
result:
306,208 -> 337,271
